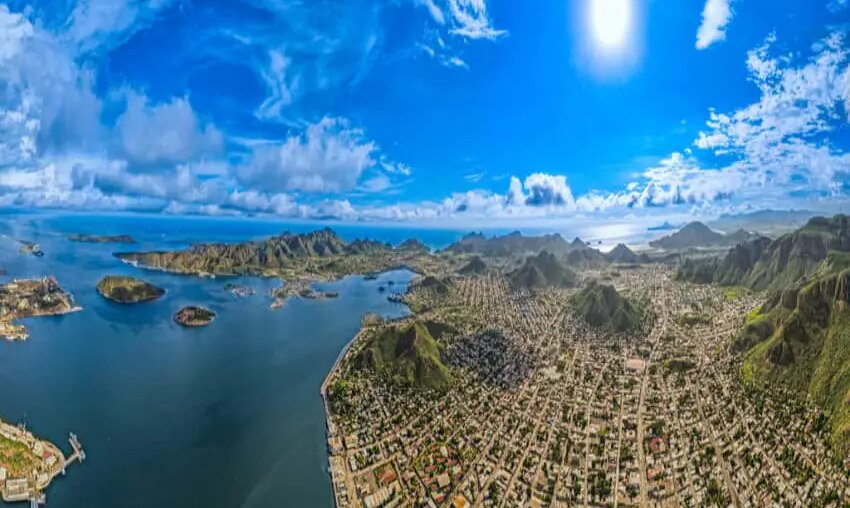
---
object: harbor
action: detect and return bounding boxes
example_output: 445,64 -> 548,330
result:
0,420 -> 84,505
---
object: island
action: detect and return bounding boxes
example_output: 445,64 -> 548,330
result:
0,277 -> 80,340
0,419 -> 84,504
67,233 -> 135,244
17,240 -> 43,257
173,306 -> 216,327
96,275 -> 165,304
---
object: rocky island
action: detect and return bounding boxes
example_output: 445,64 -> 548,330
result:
67,233 -> 135,244
173,306 -> 216,327
96,275 -> 165,304
0,277 -> 80,340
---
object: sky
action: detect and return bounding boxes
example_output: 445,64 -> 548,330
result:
0,0 -> 849,231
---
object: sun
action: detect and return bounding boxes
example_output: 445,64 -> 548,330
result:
589,0 -> 632,49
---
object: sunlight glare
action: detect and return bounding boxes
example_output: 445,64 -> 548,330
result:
590,0 -> 632,49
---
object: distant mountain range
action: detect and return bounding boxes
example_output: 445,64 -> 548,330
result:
649,221 -> 759,250
709,209 -> 817,235
679,214 -> 850,452
116,228 -> 420,276
444,231 -> 580,257
677,215 -> 850,291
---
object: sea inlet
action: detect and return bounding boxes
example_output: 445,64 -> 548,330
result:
0,213 -> 416,507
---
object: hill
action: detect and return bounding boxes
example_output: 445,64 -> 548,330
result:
397,239 -> 430,254
96,276 -> 165,304
649,222 -> 727,249
563,246 -> 608,270
604,244 -> 650,264
677,215 -> 850,291
739,260 -> 850,451
444,231 -> 572,257
458,256 -> 487,275
114,228 -> 430,276
356,321 -> 455,390
572,281 -> 644,332
508,251 -> 577,289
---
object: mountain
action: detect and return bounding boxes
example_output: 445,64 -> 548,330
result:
444,231 -> 571,257
115,228 -> 404,276
649,222 -> 726,249
710,209 -> 816,236
604,243 -> 650,264
346,239 -> 391,254
356,321 -> 455,391
572,280 -> 644,332
458,256 -> 487,275
739,258 -> 850,451
397,238 -> 430,254
677,215 -> 850,291
563,246 -> 608,269
508,251 -> 577,289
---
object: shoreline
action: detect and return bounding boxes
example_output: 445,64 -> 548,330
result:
319,275 -> 416,508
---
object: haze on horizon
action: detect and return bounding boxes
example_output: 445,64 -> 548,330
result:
0,0 -> 849,232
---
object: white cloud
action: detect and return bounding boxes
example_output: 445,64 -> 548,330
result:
415,0 -> 445,24
115,92 -> 224,168
696,0 -> 733,50
256,50 -> 299,120
65,0 -> 176,54
238,117 -> 377,194
446,0 -> 506,40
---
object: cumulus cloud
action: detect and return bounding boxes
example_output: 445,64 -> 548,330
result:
696,0 -> 733,50
115,92 -> 224,168
238,117 -> 377,194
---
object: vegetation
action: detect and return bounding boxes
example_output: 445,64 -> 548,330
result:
739,257 -> 850,452
96,275 -> 165,303
677,215 -> 850,291
356,321 -> 456,391
0,434 -> 39,477
509,251 -> 577,289
572,280 -> 644,333
173,306 -> 216,327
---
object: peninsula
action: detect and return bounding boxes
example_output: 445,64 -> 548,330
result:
67,233 -> 135,244
0,277 -> 79,340
0,419 -> 84,504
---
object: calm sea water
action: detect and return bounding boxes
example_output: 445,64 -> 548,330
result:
0,213 -> 420,507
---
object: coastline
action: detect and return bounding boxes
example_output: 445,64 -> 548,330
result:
319,272 -> 416,508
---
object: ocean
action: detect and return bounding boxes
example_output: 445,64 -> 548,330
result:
0,212 -> 423,507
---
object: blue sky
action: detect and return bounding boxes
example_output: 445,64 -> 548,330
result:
0,0 -> 849,230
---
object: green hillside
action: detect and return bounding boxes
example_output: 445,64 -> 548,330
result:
677,215 -> 850,291
509,251 -> 577,289
572,281 -> 643,333
357,321 -> 455,391
740,261 -> 850,451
